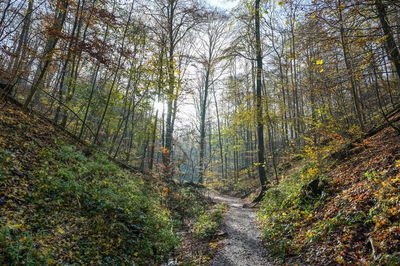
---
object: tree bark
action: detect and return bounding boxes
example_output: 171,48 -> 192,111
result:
255,0 -> 268,191
198,67 -> 210,183
149,110 -> 159,171
375,0 -> 400,81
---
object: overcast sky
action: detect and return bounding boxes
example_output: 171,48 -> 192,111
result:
156,0 -> 239,130
206,0 -> 238,10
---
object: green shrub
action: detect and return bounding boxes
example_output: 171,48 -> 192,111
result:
0,227 -> 50,265
193,203 -> 227,240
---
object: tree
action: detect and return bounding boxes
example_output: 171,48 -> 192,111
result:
254,0 -> 268,195
23,0 -> 70,110
196,11 -> 227,183
146,0 -> 204,178
375,0 -> 400,81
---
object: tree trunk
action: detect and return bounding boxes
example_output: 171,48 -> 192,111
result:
375,0 -> 400,81
2,0 -> 33,99
198,68 -> 210,183
338,0 -> 365,132
23,0 -> 69,110
94,0 -> 133,144
254,0 -> 268,193
149,110 -> 159,171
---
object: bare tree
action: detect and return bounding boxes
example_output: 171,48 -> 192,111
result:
196,11 -> 227,183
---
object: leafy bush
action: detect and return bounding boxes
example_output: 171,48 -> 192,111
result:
0,227 -> 49,265
193,203 -> 227,240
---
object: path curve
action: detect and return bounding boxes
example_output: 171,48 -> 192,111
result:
209,194 -> 273,266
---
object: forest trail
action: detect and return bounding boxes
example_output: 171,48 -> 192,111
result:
208,194 -> 273,266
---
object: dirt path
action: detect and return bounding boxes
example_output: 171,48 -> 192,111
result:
209,194 -> 273,266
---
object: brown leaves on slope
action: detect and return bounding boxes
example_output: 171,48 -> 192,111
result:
302,127 -> 400,264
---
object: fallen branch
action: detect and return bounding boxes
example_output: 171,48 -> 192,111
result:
368,236 -> 378,261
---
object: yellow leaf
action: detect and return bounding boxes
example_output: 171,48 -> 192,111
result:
320,69 -> 324,73
58,228 -> 65,234
336,256 -> 344,263
278,1 -> 284,6
46,258 -> 55,264
316,59 -> 323,65
134,252 -> 139,257
9,224 -> 23,230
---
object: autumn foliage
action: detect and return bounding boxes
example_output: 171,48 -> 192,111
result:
259,125 -> 400,264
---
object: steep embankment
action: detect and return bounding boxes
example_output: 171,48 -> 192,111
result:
259,125 -> 400,264
0,102 -> 183,264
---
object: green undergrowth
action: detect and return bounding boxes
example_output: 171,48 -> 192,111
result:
165,184 -> 212,225
0,143 -> 177,264
175,200 -> 228,265
258,129 -> 400,264
0,104 -> 211,265
258,160 -> 329,260
193,202 -> 228,240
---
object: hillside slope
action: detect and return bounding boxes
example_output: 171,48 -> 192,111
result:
259,125 -> 400,264
0,102 -> 191,265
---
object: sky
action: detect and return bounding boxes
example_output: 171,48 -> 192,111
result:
206,0 -> 238,10
154,0 -> 240,130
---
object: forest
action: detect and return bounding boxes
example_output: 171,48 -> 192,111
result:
1,0 -> 400,264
